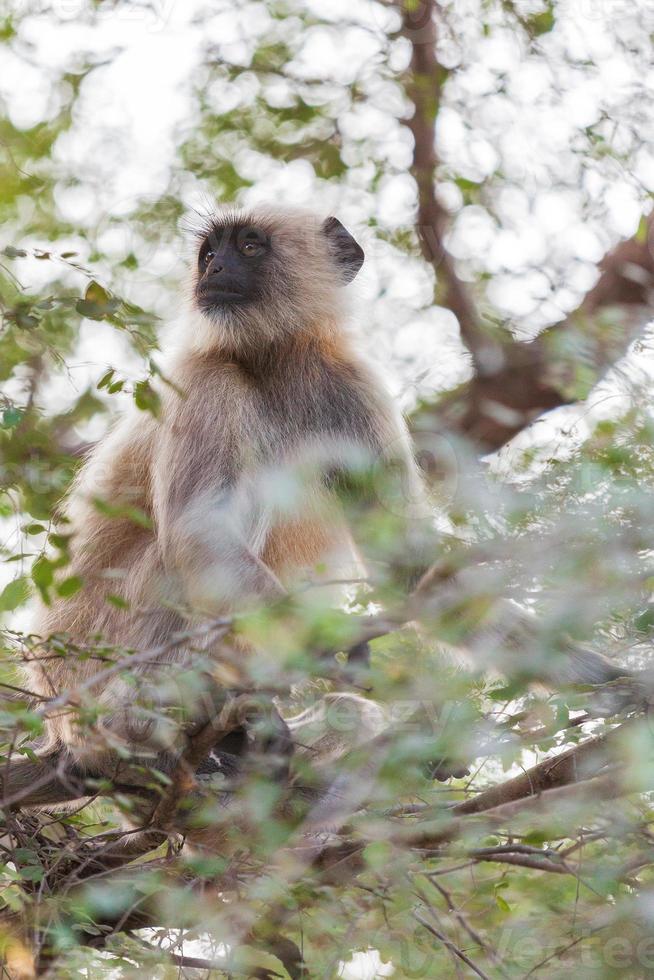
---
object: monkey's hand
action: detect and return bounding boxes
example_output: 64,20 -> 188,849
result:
195,693 -> 293,786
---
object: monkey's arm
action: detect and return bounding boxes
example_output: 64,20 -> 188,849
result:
155,477 -> 286,614
171,503 -> 285,613
327,430 -> 437,595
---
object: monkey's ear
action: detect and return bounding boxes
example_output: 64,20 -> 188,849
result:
321,217 -> 365,283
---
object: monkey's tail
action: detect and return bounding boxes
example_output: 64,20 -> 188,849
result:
0,746 -> 89,809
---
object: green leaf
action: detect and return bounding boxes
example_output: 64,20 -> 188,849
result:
18,865 -> 43,882
92,498 -> 152,529
522,831 -> 550,846
635,606 -> 654,633
527,9 -> 555,35
495,893 -> 511,913
76,281 -> 120,320
56,575 -> 83,598
555,701 -> 570,729
85,281 -> 110,305
106,594 -> 129,609
134,379 -> 161,417
48,533 -> 71,551
0,576 -> 31,612
362,841 -> 393,870
22,523 -> 46,536
97,368 -> 115,390
32,556 -> 55,600
13,308 -> 38,329
1,407 -> 22,429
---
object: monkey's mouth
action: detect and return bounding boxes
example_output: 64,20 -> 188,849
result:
197,285 -> 249,307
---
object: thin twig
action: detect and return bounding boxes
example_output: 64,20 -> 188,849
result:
413,910 -> 492,980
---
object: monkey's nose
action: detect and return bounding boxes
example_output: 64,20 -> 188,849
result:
208,263 -> 224,276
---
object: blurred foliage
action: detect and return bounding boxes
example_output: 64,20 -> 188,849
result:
1,0 -> 654,978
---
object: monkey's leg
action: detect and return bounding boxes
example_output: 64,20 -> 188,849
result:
346,639 -> 370,669
66,684 -> 294,806
169,697 -> 294,855
0,747 -> 91,809
194,695 -> 293,784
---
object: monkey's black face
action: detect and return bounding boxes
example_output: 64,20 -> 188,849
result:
196,225 -> 270,312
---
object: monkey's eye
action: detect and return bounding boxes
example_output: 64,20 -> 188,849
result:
239,240 -> 264,257
203,250 -> 215,266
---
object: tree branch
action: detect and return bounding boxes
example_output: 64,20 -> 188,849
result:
399,2 -> 654,452
400,0 -> 484,359
450,726 -> 620,816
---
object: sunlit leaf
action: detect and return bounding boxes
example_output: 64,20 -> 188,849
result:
0,576 -> 31,612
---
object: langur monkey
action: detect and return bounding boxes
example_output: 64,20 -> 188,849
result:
6,206 -> 429,818
4,205 -> 628,827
